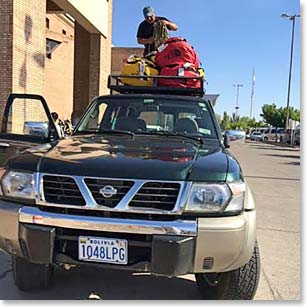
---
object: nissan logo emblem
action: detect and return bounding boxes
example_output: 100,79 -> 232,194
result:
99,185 -> 118,198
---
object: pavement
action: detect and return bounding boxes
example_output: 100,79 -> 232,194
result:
0,140 -> 301,300
231,140 -> 301,300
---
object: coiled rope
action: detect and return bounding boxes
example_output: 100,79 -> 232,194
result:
153,20 -> 169,50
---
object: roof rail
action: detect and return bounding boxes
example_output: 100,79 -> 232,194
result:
108,75 -> 205,97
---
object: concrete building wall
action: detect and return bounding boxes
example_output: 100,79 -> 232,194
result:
66,0 -> 109,35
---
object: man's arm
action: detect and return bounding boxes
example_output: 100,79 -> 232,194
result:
137,37 -> 154,45
162,19 -> 178,31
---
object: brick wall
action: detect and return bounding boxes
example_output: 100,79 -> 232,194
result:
111,47 -> 144,75
0,0 -> 47,133
73,0 -> 113,122
72,22 -> 91,121
12,0 -> 47,133
0,0 -> 13,123
99,0 -> 113,96
0,0 -> 113,127
44,14 -> 74,120
12,0 -> 46,93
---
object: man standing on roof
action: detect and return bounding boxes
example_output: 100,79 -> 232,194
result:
137,6 -> 178,56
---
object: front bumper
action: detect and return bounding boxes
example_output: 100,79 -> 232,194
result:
0,200 -> 256,276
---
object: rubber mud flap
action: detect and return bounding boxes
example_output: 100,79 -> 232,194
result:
151,235 -> 195,276
19,224 -> 55,264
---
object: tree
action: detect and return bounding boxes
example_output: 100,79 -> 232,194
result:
220,112 -> 231,130
261,104 -> 300,128
219,111 -> 265,131
215,113 -> 222,126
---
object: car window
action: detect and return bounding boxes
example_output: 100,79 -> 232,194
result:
138,111 -> 174,131
5,98 -> 49,137
76,98 -> 218,138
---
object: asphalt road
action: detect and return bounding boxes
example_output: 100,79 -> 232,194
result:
0,140 -> 301,300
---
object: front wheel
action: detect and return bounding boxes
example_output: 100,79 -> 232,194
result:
195,242 -> 260,300
12,255 -> 53,291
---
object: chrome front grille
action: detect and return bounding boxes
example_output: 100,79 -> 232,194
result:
38,174 -> 191,215
43,175 -> 85,206
84,178 -> 134,208
129,182 -> 180,211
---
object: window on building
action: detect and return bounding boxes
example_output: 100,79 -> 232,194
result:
46,18 -> 50,29
46,38 -> 61,59
62,29 -> 66,35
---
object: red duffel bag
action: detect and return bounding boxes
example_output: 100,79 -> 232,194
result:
155,37 -> 200,69
159,64 -> 203,88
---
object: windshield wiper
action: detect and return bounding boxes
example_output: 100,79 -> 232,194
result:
99,130 -> 135,137
136,131 -> 204,145
74,129 -> 134,138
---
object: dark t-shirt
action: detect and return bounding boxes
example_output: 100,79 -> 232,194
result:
137,16 -> 169,55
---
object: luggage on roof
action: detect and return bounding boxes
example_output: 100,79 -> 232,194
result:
120,54 -> 159,86
155,37 -> 200,69
159,64 -> 204,89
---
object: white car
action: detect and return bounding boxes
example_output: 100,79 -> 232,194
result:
250,131 -> 263,141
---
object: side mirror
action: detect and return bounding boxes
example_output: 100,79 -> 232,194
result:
223,133 -> 230,148
23,121 -> 49,138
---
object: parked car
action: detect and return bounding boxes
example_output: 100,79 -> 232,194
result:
250,131 -> 263,141
225,130 -> 246,141
0,77 -> 260,300
262,128 -> 285,142
294,125 -> 300,145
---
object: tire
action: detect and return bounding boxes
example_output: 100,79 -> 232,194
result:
264,137 -> 268,142
195,242 -> 260,300
12,255 -> 53,291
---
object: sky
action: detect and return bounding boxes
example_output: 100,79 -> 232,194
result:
112,0 -> 301,121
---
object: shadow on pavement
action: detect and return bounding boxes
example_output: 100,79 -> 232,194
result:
261,154 -> 300,159
4,266 -> 201,300
254,146 -> 300,152
282,161 -> 300,166
245,175 -> 299,181
245,141 -> 299,151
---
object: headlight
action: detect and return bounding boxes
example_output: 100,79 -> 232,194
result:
1,171 -> 35,199
185,182 -> 245,213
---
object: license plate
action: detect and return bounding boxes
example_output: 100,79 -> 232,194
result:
78,236 -> 128,265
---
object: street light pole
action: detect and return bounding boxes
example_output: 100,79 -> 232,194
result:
281,13 -> 300,130
233,84 -> 243,121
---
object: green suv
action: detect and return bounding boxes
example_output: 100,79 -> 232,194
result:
0,76 -> 260,299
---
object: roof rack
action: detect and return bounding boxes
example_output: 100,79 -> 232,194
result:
107,75 -> 205,97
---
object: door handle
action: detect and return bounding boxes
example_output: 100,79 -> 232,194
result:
0,142 -> 10,147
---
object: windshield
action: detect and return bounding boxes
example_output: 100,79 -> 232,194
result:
75,97 -> 218,139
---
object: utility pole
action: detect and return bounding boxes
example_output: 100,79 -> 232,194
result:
250,67 -> 255,118
281,13 -> 300,129
233,84 -> 243,121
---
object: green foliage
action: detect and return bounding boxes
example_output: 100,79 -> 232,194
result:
215,113 -> 222,125
217,103 -> 299,132
218,112 -> 265,131
261,104 -> 300,127
220,111 -> 231,130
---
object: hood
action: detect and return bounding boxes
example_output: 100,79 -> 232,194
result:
9,135 -> 232,181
